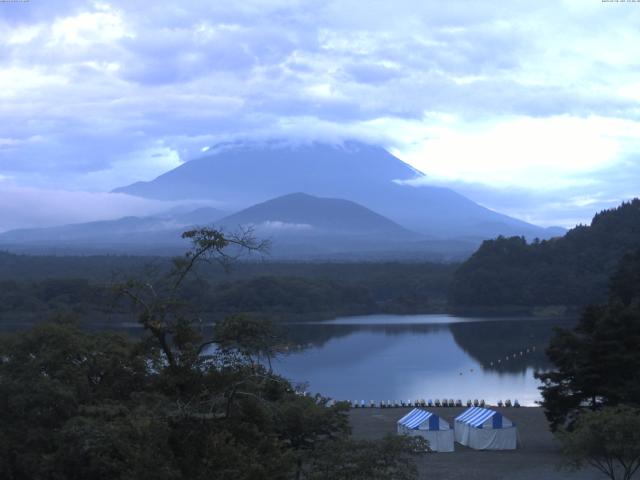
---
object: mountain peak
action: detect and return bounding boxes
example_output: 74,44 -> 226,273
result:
113,139 -> 559,240
200,138 -> 415,163
112,140 -> 423,205
218,192 -> 416,236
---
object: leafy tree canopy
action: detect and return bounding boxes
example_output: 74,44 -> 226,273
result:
560,406 -> 640,480
537,248 -> 640,430
450,199 -> 640,308
0,228 -> 424,480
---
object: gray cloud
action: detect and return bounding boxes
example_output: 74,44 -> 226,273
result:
342,62 -> 404,84
1,0 -> 640,228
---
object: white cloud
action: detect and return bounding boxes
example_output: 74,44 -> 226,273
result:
78,144 -> 184,191
259,221 -> 314,231
7,25 -> 43,45
49,7 -> 131,47
0,67 -> 68,100
0,186 -> 178,232
395,115 -> 640,190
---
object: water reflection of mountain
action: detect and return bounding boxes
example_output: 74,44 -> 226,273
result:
282,318 -> 577,375
449,318 -> 576,374
281,323 -> 449,353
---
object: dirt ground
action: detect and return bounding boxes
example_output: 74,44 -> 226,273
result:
349,407 -> 603,480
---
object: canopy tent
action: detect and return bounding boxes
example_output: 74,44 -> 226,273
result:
454,407 -> 518,450
397,408 -> 454,452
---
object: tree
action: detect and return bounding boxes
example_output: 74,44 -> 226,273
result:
560,406 -> 640,480
0,319 -> 154,480
1,228 -> 424,480
116,227 -> 269,371
213,314 -> 282,371
536,249 -> 640,430
275,394 -> 350,480
450,199 -> 640,309
302,435 -> 427,480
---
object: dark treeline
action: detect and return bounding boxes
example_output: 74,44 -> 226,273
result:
0,229 -> 426,480
0,256 -> 456,322
450,199 -> 640,308
533,249 -> 640,479
0,251 -> 152,281
538,247 -> 640,428
3,198 -> 639,321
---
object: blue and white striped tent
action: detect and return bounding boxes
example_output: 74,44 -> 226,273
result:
397,408 -> 454,452
454,407 -> 517,450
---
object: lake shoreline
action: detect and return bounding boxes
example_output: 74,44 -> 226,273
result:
0,309 -> 576,329
0,302 -> 584,326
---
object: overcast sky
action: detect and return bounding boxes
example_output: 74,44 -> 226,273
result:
1,0 -> 639,230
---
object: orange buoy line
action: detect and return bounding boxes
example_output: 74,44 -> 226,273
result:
487,345 -> 538,369
329,346 -> 541,409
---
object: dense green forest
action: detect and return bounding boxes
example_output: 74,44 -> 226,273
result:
0,230 -> 426,479
450,199 -> 640,308
537,247 -> 640,429
3,198 -> 639,322
531,248 -> 640,479
0,254 -> 455,323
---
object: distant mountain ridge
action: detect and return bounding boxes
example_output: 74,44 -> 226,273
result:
0,207 -> 225,251
0,193 -> 481,260
1,140 -> 566,259
213,193 -> 429,258
113,140 -> 564,240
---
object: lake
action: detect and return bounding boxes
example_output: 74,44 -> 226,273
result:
0,312 -> 574,406
274,314 -> 575,406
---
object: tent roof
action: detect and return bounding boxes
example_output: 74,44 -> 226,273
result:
455,407 -> 507,428
397,408 -> 436,429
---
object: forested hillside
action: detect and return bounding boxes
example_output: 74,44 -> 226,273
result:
450,199 -> 640,308
0,255 -> 455,323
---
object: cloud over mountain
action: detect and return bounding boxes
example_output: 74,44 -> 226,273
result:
2,1 -> 640,226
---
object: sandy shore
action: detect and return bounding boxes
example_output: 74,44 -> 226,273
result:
349,407 -> 602,480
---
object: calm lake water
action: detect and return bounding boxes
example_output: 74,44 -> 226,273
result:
274,314 -> 575,406
0,313 -> 574,406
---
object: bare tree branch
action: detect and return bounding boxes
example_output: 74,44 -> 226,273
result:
113,227 -> 269,370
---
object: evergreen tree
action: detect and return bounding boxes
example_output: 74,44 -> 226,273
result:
537,248 -> 640,430
451,199 -> 640,308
